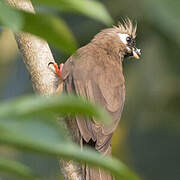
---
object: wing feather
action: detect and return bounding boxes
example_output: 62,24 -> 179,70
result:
62,47 -> 125,152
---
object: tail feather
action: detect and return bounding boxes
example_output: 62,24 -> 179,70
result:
84,166 -> 114,180
82,143 -> 114,180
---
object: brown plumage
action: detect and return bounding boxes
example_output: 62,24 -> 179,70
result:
61,18 -> 140,180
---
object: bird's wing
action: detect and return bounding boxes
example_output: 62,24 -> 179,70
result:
62,51 -> 125,152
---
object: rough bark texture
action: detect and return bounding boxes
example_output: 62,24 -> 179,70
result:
6,0 -> 57,96
5,0 -> 82,179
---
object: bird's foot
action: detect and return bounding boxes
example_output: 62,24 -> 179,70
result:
48,62 -> 64,78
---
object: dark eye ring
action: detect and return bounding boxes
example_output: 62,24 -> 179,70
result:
126,36 -> 132,43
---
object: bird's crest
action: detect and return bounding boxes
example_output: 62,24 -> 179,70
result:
114,18 -> 137,38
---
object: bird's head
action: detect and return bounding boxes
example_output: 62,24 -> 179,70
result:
92,18 -> 141,60
114,18 -> 141,59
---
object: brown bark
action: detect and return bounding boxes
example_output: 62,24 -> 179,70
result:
5,0 -> 82,179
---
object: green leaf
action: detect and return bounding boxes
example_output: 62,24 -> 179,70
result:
0,117 -> 67,145
0,126 -> 139,180
22,11 -> 77,54
0,1 -> 24,31
0,94 -> 110,124
32,0 -> 113,26
0,158 -> 37,180
0,3 -> 77,54
0,95 -> 139,179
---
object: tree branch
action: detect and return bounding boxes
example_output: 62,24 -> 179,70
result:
5,0 -> 82,179
6,0 -> 57,96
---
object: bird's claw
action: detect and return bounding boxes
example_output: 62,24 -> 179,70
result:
48,62 -> 64,78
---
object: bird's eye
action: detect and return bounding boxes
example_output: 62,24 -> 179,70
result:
118,33 -> 130,45
126,36 -> 132,43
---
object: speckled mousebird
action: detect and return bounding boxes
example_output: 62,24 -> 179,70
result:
49,18 -> 141,180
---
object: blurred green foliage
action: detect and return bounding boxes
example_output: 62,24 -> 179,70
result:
0,158 -> 36,180
0,0 -> 113,54
0,0 -> 139,179
0,0 -> 180,180
0,1 -> 23,32
0,95 -> 139,180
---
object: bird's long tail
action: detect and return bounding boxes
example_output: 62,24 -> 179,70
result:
82,144 -> 114,180
84,166 -> 113,180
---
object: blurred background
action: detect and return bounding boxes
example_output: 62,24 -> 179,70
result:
0,0 -> 180,179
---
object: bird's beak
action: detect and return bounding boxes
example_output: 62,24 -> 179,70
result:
132,48 -> 141,59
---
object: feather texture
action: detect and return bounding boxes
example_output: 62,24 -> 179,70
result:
114,17 -> 137,38
60,20 -> 136,179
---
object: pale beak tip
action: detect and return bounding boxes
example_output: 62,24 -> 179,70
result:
133,51 -> 140,59
133,48 -> 141,59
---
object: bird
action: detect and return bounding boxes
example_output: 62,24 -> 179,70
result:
49,18 -> 141,180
